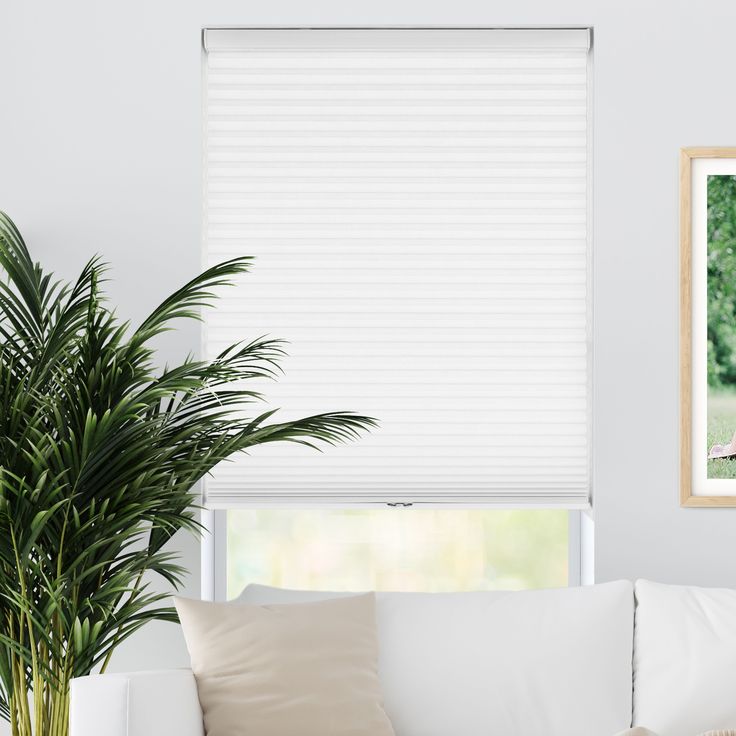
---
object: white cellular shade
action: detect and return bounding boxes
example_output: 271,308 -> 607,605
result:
203,28 -> 591,507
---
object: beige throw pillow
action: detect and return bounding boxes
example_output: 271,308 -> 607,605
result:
175,593 -> 395,736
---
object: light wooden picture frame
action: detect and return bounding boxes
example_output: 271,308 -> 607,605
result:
681,147 -> 736,506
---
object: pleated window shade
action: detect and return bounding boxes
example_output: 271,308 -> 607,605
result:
203,28 -> 591,507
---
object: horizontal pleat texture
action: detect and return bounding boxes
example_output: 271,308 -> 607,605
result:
203,32 -> 590,506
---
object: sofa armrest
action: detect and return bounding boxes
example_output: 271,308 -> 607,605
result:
70,669 -> 204,736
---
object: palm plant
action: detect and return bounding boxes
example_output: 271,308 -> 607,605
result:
0,212 -> 375,736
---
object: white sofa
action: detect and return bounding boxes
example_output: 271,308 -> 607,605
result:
70,579 -> 736,736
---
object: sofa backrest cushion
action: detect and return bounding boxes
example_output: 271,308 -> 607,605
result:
239,581 -> 634,736
633,579 -> 736,736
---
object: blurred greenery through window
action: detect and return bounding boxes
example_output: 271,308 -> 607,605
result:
226,509 -> 568,598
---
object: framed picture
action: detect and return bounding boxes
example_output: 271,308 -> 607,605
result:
681,147 -> 736,506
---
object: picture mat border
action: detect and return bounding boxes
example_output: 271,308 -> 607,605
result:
681,147 -> 736,506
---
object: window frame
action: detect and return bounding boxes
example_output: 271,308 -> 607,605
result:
201,508 -> 584,601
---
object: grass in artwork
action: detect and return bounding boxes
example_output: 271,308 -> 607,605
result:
706,175 -> 736,478
707,391 -> 736,478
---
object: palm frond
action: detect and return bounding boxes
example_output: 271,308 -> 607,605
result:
133,257 -> 254,341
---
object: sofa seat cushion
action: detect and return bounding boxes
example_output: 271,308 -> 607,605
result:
239,581 -> 634,736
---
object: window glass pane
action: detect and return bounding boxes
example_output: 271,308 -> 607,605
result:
226,509 -> 568,598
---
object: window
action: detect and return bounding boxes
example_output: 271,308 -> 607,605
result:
225,508 -> 572,598
202,28 -> 591,597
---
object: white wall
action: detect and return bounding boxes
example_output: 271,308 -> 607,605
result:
2,0 -> 736,690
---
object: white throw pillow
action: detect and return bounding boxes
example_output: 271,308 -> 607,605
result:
633,579 -> 736,736
239,581 -> 635,736
616,730 -> 736,736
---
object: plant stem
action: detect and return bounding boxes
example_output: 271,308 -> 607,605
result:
99,564 -> 147,674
